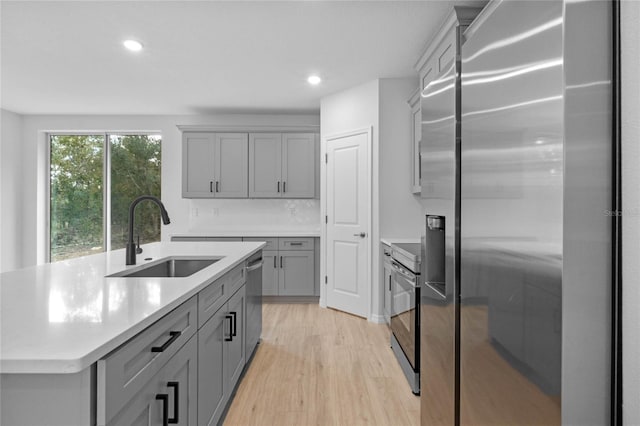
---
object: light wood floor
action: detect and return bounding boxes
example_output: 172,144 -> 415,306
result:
224,304 -> 420,426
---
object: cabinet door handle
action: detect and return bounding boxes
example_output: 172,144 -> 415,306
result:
273,256 -> 277,268
389,275 -> 391,291
151,331 -> 181,352
156,394 -> 169,426
209,181 -> 213,193
230,311 -> 237,337
290,242 -> 303,246
280,256 -> 283,268
277,181 -> 280,193
283,181 -> 286,193
225,315 -> 233,341
167,382 -> 179,424
216,181 -> 220,192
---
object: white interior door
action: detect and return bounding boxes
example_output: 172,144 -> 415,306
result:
326,130 -> 370,318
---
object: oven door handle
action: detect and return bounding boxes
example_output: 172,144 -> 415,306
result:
391,261 -> 416,282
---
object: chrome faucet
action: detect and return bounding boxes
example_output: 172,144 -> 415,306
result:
126,195 -> 171,265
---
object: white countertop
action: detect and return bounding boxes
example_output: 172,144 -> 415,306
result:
380,237 -> 421,246
173,229 -> 321,238
0,241 -> 264,374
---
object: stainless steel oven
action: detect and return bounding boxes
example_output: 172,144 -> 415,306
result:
389,242 -> 421,395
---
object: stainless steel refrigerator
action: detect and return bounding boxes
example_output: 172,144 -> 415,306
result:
419,0 -> 614,424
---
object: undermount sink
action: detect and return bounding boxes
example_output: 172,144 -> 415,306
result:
108,257 -> 222,278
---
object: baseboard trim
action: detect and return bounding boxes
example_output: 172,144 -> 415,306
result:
369,314 -> 386,324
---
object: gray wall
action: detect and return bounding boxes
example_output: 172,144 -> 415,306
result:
622,0 -> 640,423
379,78 -> 423,239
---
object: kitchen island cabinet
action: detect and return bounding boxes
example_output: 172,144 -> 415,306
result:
198,286 -> 246,426
0,241 -> 263,426
105,334 -> 198,426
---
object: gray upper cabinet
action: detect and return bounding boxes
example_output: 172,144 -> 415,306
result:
215,133 -> 249,198
411,6 -> 481,196
408,90 -> 421,195
249,133 -> 282,198
249,133 -> 316,198
183,133 -> 216,198
282,133 -> 316,198
182,132 -> 248,198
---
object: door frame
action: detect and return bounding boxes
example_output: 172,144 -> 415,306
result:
320,127 -> 373,319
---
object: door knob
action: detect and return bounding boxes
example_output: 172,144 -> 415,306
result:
353,232 -> 366,238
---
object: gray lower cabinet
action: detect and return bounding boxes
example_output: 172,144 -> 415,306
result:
97,297 -> 198,426
279,250 -> 314,296
259,238 -> 315,297
226,286 -> 246,388
106,335 -> 198,426
198,285 -> 246,426
261,250 -> 279,296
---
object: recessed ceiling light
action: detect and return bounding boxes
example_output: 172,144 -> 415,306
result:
123,40 -> 143,52
307,75 -> 322,85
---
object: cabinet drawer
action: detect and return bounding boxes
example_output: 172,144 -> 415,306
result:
243,237 -> 278,250
103,336 -> 198,426
278,237 -> 314,250
97,296 -> 198,426
198,263 -> 245,328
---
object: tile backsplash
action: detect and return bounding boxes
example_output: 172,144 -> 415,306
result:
186,199 -> 321,232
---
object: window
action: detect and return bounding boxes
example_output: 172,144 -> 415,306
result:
49,133 -> 161,262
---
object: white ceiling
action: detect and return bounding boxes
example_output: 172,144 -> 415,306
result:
1,1 -> 482,115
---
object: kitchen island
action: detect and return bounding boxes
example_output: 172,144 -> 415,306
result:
0,241 -> 264,425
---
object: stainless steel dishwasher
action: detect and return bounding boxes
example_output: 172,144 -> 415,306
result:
245,251 -> 263,358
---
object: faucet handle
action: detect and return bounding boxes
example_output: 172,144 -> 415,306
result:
136,235 -> 143,254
